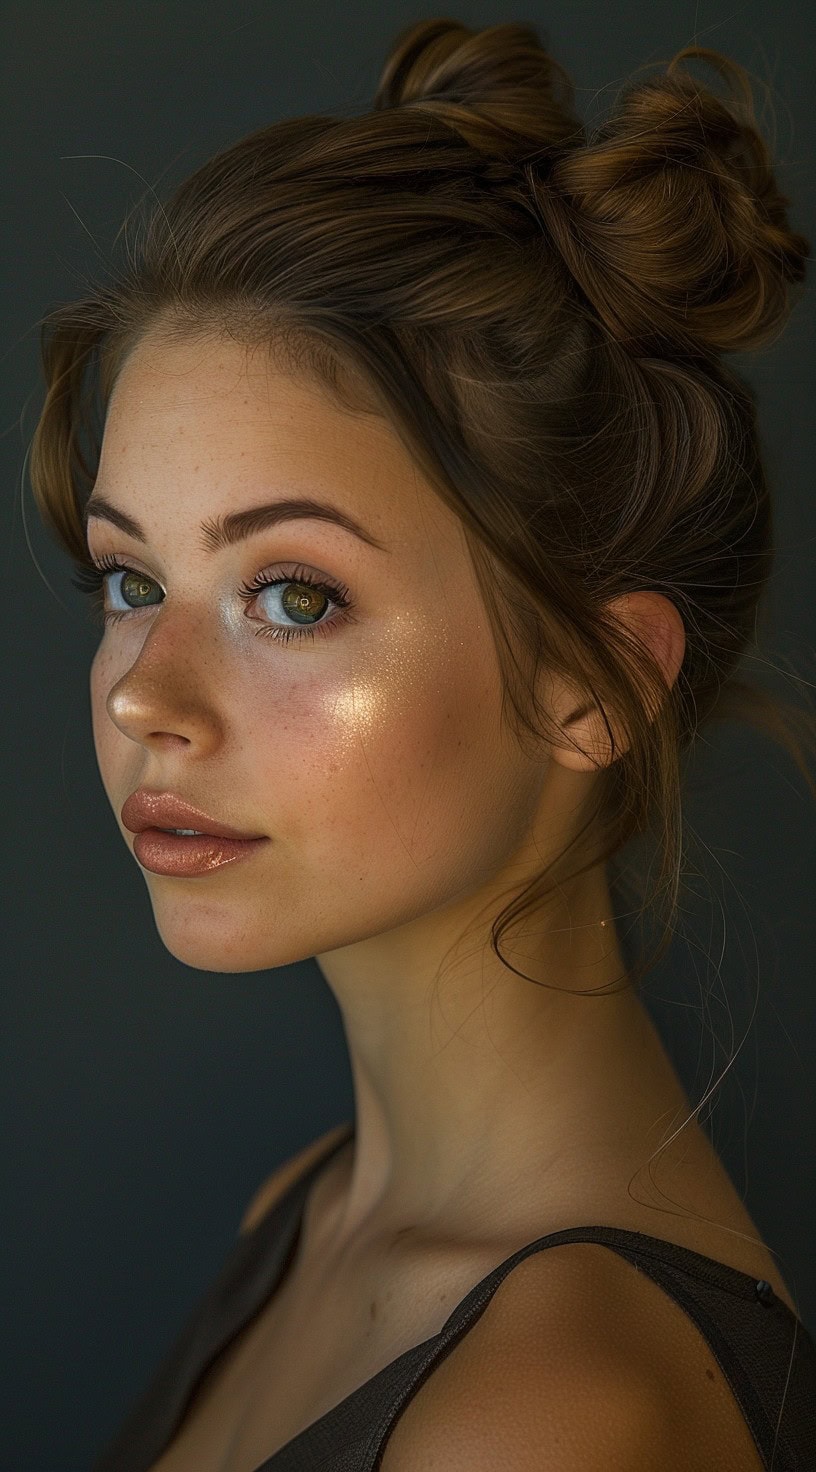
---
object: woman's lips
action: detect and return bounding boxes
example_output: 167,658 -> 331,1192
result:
132,827 -> 269,877
121,789 -> 266,842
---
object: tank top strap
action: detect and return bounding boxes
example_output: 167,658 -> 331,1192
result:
356,1223 -> 816,1472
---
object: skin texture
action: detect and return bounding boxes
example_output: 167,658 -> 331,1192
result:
89,327 -> 689,1261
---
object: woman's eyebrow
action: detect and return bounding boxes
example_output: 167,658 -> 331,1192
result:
82,492 -> 390,554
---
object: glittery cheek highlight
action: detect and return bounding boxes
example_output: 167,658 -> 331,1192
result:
239,605 -> 533,949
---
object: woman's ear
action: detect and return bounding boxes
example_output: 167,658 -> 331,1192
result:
548,591 -> 686,773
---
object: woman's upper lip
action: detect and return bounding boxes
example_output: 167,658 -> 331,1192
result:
120,789 -> 267,841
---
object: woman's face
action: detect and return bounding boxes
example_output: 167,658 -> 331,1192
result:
88,330 -> 560,973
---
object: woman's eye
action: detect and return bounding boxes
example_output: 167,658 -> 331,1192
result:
243,567 -> 353,644
111,568 -> 162,611
71,557 -> 355,646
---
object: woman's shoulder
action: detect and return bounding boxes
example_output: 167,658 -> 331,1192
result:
238,1120 -> 352,1235
379,1237 -> 768,1472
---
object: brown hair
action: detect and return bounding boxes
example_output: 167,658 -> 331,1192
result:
29,18 -> 815,1001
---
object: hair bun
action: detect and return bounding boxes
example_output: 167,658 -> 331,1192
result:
376,24 -> 808,360
531,45 -> 810,358
373,18 -> 584,162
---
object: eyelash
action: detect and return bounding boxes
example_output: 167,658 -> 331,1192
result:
70,553 -> 355,646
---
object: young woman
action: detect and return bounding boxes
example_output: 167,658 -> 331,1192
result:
31,17 -> 815,1472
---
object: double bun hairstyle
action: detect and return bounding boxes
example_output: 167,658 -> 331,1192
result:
29,17 -> 814,995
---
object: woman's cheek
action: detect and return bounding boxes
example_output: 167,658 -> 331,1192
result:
255,645 -> 495,869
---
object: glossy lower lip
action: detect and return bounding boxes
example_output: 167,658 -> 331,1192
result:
132,828 -> 269,877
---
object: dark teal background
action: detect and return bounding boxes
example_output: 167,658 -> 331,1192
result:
2,2 -> 814,1467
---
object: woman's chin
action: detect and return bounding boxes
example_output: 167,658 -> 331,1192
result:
145,901 -> 300,974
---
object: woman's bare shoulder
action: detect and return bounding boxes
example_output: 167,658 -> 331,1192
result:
238,1121 -> 352,1235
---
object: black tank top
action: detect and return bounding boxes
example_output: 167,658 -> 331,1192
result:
92,1124 -> 816,1472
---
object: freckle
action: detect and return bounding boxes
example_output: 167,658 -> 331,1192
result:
370,1301 -> 377,1320
705,1369 -> 714,1381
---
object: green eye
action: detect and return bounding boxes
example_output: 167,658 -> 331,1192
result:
118,570 -> 162,607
